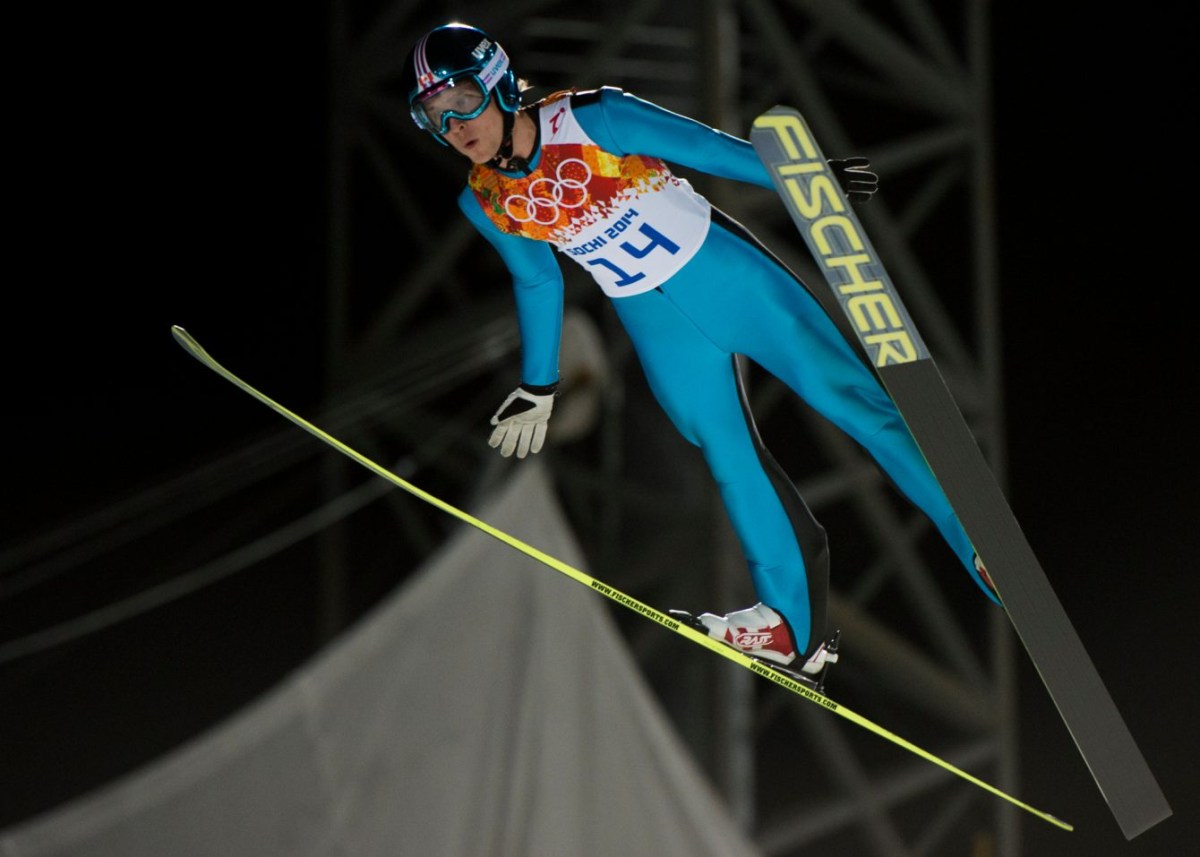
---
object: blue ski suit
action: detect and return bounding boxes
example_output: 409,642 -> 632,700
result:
458,87 -> 998,655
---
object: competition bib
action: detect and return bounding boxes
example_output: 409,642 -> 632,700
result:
468,93 -> 711,297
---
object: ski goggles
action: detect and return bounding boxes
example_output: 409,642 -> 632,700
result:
411,76 -> 491,136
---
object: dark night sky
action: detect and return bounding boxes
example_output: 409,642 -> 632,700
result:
4,4 -> 1196,854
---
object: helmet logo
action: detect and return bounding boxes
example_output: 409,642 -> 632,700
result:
471,38 -> 492,61
478,45 -> 510,90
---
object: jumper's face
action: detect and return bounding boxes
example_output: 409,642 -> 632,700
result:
442,99 -> 504,163
414,79 -> 503,163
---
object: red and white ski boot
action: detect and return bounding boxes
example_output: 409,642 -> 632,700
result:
973,554 -> 1001,601
670,603 -> 840,690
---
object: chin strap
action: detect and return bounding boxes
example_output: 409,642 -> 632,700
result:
488,109 -> 531,174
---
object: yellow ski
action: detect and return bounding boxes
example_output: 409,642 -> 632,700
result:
171,324 -> 1071,832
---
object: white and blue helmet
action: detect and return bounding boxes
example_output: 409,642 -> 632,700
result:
403,23 -> 522,141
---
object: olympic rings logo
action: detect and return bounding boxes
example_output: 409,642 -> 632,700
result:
504,158 -> 591,224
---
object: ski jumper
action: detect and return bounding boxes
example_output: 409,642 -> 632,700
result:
458,87 -> 999,656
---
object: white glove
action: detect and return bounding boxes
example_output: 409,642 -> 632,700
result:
489,384 -> 557,459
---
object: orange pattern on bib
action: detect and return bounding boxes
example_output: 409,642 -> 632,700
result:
468,144 -> 675,245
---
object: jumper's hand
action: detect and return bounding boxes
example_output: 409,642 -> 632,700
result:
489,384 -> 557,458
827,157 -> 878,204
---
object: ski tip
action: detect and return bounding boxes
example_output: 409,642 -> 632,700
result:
170,325 -> 210,365
171,325 -> 195,352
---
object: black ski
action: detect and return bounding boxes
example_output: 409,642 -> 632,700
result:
750,105 -> 1170,840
